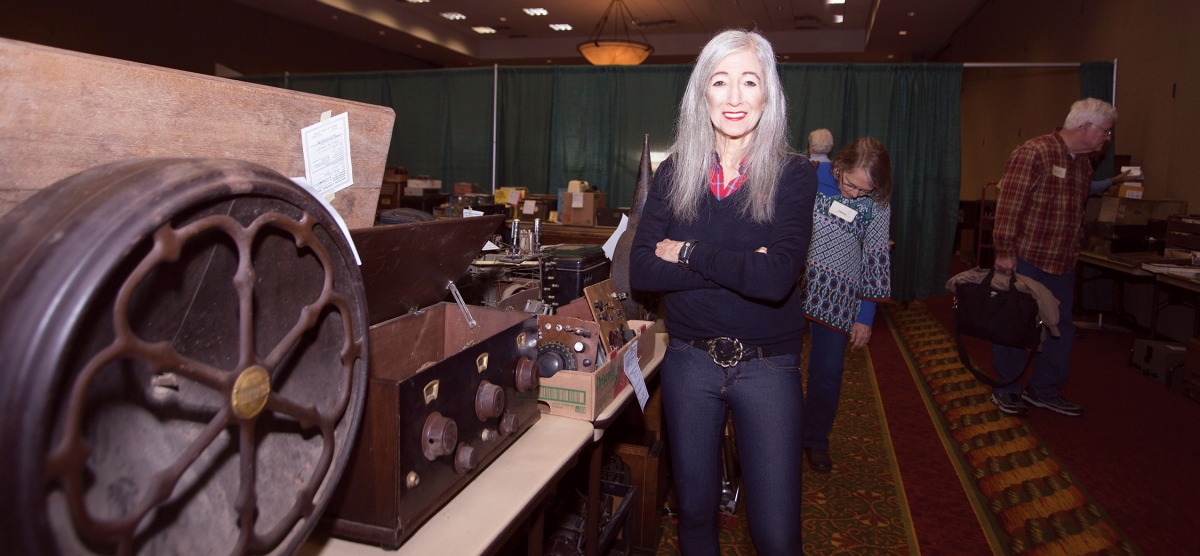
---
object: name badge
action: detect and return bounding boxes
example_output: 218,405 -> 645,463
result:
829,200 -> 857,222
1052,165 -> 1067,179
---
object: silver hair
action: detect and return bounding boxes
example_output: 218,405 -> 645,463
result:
808,129 -> 834,154
1064,98 -> 1118,129
665,29 -> 792,224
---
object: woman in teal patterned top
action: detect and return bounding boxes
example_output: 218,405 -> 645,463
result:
801,136 -> 893,473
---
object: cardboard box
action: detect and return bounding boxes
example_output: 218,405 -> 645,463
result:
495,186 -> 527,206
558,190 -> 607,226
1131,339 -> 1186,387
539,320 -> 665,420
1118,184 -> 1144,199
404,177 -> 442,195
1088,197 -> 1187,225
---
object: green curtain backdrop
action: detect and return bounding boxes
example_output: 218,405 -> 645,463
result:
241,63 -> 962,302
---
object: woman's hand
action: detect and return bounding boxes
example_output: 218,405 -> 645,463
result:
655,239 -> 685,263
849,323 -> 872,349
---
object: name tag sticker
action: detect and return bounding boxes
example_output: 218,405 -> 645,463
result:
1052,165 -> 1067,179
829,200 -> 857,222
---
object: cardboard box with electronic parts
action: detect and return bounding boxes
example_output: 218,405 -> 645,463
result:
1131,339 -> 1186,387
539,319 -> 665,420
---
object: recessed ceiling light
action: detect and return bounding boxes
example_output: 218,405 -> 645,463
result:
887,54 -> 895,59
549,23 -> 572,31
472,26 -> 497,34
898,30 -> 908,36
441,12 -> 466,20
404,0 -> 430,3
524,8 -> 549,16
827,0 -> 846,4
909,11 -> 917,17
833,15 -> 844,23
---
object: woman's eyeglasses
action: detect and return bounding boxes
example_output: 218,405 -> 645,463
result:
834,169 -> 876,198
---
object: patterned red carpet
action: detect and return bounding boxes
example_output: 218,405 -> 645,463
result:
883,301 -> 1138,555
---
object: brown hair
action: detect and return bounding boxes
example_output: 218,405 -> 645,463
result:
831,136 -> 893,205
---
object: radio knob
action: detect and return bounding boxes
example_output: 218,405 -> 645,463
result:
499,412 -> 520,436
514,356 -> 539,392
475,380 -> 506,421
454,442 -> 478,474
421,412 -> 457,461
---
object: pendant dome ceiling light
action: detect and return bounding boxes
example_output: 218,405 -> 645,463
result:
577,0 -> 653,66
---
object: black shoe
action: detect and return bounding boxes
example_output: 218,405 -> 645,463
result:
990,392 -> 1028,416
805,448 -> 833,473
1022,391 -> 1083,417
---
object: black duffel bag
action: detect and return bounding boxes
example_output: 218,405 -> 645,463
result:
952,268 -> 1043,386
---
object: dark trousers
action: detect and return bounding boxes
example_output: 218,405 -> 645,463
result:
661,337 -> 805,556
802,323 -> 850,450
991,258 -> 1076,396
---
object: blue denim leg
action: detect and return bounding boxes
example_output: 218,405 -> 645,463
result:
990,259 -> 1076,396
802,323 -> 850,450
661,339 -> 728,556
660,338 -> 805,556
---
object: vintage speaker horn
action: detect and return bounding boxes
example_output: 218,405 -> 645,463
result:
0,158 -> 369,555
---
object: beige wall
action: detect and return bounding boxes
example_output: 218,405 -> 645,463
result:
942,0 -> 1200,212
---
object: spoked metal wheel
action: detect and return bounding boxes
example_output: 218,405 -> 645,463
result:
0,159 -> 369,555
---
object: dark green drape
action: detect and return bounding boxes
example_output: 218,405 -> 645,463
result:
1081,61 -> 1117,178
242,62 -> 961,302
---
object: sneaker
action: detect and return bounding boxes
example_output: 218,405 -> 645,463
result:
990,392 -> 1028,416
1022,391 -> 1083,417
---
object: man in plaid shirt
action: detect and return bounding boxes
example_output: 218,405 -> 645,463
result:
990,98 -> 1118,418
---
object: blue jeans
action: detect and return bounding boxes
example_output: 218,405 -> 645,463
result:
991,258 -> 1075,397
661,338 -> 805,556
803,323 -> 849,450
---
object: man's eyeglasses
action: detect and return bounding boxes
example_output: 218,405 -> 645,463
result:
834,169 -> 876,198
1090,122 -> 1114,137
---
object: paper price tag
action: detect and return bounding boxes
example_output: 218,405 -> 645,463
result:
622,340 -> 649,411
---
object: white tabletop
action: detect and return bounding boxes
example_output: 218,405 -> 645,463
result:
300,413 -> 594,556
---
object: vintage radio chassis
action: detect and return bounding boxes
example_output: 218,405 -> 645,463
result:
323,216 -> 542,549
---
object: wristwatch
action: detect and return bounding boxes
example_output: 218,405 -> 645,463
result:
677,240 -> 697,267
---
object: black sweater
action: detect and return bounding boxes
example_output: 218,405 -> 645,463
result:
630,154 -> 818,354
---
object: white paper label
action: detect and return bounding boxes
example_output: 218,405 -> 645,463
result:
829,200 -> 858,222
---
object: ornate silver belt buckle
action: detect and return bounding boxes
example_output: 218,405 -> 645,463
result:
707,336 -> 743,368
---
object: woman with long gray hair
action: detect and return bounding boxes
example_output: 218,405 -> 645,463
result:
630,29 -> 817,555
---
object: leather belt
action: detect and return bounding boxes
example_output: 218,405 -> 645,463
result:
684,337 -> 782,368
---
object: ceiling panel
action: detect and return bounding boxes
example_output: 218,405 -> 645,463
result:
234,0 -> 983,66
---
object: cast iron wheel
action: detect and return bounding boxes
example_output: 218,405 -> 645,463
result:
0,159 -> 369,555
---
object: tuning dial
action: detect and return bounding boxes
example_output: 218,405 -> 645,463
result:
499,412 -> 520,437
475,380 -> 506,421
514,356 -> 539,392
421,412 -> 458,461
454,442 -> 478,474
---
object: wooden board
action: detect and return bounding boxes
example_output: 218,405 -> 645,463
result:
583,278 -> 631,354
0,38 -> 395,229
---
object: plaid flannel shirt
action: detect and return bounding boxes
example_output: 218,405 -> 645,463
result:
992,130 -> 1095,275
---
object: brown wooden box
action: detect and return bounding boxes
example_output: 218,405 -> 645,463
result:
0,38 -> 395,229
613,437 -> 670,553
323,216 -> 543,549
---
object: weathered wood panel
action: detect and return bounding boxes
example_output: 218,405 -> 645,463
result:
0,38 -> 394,229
